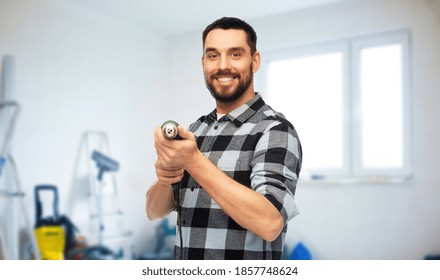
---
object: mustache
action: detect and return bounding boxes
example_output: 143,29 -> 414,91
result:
210,70 -> 240,79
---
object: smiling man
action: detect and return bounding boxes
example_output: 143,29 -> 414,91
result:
203,28 -> 256,107
146,17 -> 302,260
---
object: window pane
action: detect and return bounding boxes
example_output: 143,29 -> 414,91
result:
266,52 -> 344,171
360,44 -> 404,168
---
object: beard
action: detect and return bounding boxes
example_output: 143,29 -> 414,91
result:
205,64 -> 253,103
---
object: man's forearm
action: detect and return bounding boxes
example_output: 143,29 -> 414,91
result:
146,181 -> 175,220
186,151 -> 284,241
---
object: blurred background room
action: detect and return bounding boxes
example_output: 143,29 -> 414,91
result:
1,0 -> 439,260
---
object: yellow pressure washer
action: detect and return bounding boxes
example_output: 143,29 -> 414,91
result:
34,185 -> 65,260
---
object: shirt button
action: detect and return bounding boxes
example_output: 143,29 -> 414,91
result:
214,125 -> 219,130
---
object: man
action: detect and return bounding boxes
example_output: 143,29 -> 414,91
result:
146,17 -> 302,260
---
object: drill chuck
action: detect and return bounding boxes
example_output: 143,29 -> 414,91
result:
161,120 -> 181,140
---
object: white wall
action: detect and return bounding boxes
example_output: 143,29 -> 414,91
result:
1,0 -> 439,260
166,0 -> 440,259
0,0 -> 170,257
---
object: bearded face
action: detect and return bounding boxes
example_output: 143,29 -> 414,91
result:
204,63 -> 253,103
202,29 -> 259,106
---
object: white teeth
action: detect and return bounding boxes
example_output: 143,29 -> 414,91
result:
217,77 -> 234,82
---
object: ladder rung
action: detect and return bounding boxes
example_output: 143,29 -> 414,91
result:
0,189 -> 25,197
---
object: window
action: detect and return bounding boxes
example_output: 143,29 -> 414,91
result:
262,31 -> 412,182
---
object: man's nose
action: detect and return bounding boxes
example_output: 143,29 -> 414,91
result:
219,55 -> 231,70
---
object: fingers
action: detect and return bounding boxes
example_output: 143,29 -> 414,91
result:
155,160 -> 184,185
177,126 -> 195,141
154,127 -> 175,160
154,126 -> 184,166
154,125 -> 197,172
155,126 -> 195,148
156,173 -> 183,185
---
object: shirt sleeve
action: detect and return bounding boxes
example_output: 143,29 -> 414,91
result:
250,119 -> 302,224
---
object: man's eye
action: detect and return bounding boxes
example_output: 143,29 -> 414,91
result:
208,54 -> 218,59
231,53 -> 241,58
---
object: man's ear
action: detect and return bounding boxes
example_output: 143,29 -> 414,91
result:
252,51 -> 261,73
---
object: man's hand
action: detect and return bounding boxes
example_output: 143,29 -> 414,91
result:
154,126 -> 199,185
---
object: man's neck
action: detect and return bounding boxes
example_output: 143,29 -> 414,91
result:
216,89 -> 256,115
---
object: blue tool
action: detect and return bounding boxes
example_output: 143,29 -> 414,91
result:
0,157 -> 5,176
91,150 -> 119,181
90,150 -> 120,247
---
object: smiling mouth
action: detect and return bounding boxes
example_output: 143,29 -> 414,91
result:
215,76 -> 238,84
218,77 -> 233,82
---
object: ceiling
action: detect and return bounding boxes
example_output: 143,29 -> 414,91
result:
65,0 -> 359,35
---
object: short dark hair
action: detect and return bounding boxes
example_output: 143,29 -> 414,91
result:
202,17 -> 257,55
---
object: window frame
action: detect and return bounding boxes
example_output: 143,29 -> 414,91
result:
351,31 -> 413,179
259,30 -> 413,183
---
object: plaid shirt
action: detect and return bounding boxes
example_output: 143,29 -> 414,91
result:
174,93 -> 302,260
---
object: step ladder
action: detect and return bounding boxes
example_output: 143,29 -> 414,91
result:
82,131 -> 132,259
0,101 -> 39,259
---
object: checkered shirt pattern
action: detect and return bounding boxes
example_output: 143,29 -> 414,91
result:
174,93 -> 302,260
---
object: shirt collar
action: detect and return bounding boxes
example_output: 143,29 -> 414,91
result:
206,93 -> 265,127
